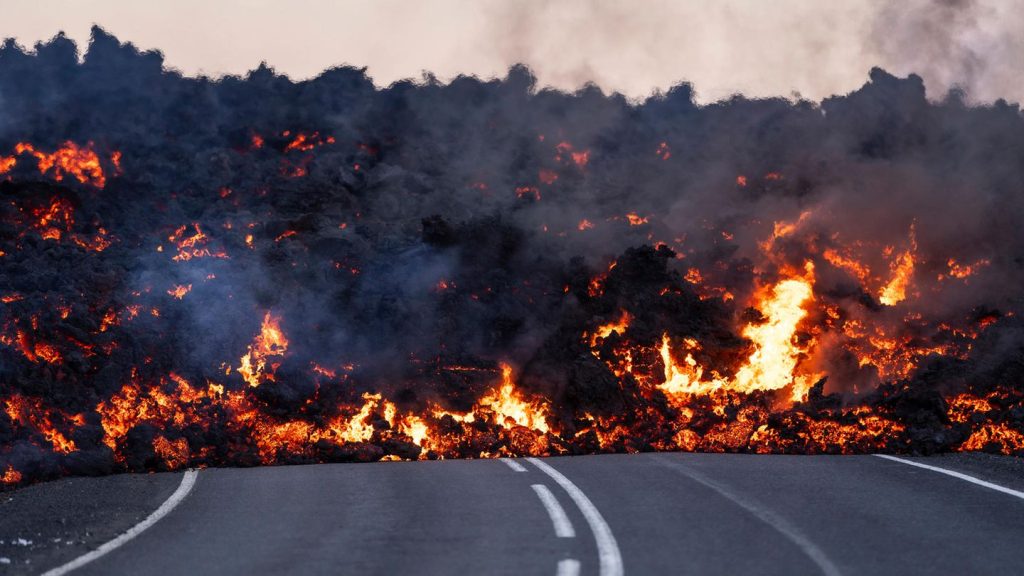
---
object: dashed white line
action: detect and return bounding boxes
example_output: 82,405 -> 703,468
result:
527,457 -> 624,576
501,458 -> 528,472
531,484 -> 576,538
655,456 -> 841,576
557,558 -> 581,576
41,469 -> 199,576
874,454 -> 1024,501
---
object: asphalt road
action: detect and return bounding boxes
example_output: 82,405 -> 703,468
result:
4,452 -> 1024,575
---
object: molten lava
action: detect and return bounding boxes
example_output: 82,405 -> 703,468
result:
1,42 -> 1022,489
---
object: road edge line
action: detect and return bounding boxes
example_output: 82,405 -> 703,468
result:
654,456 -> 841,576
41,469 -> 199,576
874,454 -> 1024,500
526,458 -> 623,576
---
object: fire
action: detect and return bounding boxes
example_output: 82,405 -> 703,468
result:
555,141 -> 589,168
961,423 -> 1024,454
657,264 -> 818,402
4,394 -> 80,454
168,284 -> 192,299
238,312 -> 289,387
283,131 -> 334,152
475,363 -> 550,433
879,227 -> 917,306
2,36 -> 1024,493
169,223 -> 228,261
823,248 -> 872,285
659,335 -> 725,396
944,258 -> 990,280
589,310 -> 632,347
947,393 -> 992,423
731,265 -> 817,398
516,186 -> 541,200
326,393 -> 382,444
2,465 -> 22,485
626,212 -> 649,226
11,141 -> 111,188
152,436 -> 190,469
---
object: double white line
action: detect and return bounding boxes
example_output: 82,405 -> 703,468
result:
505,457 -> 624,576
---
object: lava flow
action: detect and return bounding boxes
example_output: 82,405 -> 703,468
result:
2,29 -> 1024,489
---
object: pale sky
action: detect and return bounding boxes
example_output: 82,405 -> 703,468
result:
1,0 -> 1022,104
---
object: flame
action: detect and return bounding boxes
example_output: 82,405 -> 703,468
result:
589,310 -> 632,347
555,141 -> 589,168
731,265 -> 817,399
283,131 -> 334,152
2,465 -> 22,485
823,248 -> 872,285
658,265 -> 818,401
167,284 -> 192,299
13,141 -> 111,188
626,212 -> 648,226
473,363 -> 550,433
944,258 -> 990,280
238,312 -> 289,387
325,393 -> 383,444
879,226 -> 917,306
169,223 -> 228,262
516,186 -> 541,201
659,335 -> 726,396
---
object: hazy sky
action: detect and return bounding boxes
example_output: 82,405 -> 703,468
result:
2,0 -> 1022,103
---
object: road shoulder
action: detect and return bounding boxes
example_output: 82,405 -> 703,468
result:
0,471 -> 184,575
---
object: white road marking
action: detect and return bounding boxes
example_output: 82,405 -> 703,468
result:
557,558 -> 581,576
41,469 -> 199,576
527,458 -> 624,576
501,458 -> 528,472
655,456 -> 841,576
874,454 -> 1024,500
531,484 -> 576,538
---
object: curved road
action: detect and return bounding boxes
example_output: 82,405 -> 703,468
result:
6,453 -> 1024,575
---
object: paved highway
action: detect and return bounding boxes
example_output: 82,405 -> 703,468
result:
4,453 -> 1024,575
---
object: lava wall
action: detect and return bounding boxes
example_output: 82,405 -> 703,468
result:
2,28 -> 1023,487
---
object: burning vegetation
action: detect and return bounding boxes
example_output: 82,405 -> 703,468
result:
2,28 -> 1024,488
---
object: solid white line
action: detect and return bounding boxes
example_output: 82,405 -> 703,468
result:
41,469 -> 199,576
874,454 -> 1024,500
527,458 -> 623,576
557,558 -> 581,576
655,457 -> 841,576
501,458 -> 528,472
531,484 -> 576,538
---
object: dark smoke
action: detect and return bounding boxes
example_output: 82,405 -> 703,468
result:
1,27 -> 1023,486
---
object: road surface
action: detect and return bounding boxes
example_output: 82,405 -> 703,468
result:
3,452 -> 1024,575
